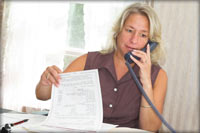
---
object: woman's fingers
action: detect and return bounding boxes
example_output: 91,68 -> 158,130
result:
42,65 -> 62,87
130,54 -> 142,67
40,71 -> 52,85
131,50 -> 148,64
146,44 -> 150,58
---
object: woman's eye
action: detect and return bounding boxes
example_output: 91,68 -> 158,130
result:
141,34 -> 147,38
126,29 -> 132,33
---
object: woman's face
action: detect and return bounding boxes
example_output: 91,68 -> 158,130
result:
116,13 -> 150,56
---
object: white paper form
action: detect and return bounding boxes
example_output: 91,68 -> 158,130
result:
43,69 -> 103,131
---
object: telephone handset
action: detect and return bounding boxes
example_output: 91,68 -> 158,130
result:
124,40 -> 158,64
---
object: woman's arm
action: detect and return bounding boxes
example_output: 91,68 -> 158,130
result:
35,54 -> 88,100
130,44 -> 168,131
139,69 -> 168,131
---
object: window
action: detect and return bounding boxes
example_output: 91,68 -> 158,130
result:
67,3 -> 85,49
63,3 -> 85,69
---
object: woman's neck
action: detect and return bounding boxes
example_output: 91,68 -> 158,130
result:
114,50 -> 135,68
114,50 -> 126,64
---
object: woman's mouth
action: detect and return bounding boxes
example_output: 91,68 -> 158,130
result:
125,45 -> 135,51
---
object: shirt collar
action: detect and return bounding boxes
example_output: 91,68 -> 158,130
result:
97,51 -> 140,82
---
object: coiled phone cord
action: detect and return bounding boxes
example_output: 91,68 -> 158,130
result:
125,61 -> 176,133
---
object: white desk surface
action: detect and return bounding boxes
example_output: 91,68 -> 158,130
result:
0,112 -> 150,133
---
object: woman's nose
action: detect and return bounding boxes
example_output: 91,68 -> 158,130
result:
130,32 -> 139,43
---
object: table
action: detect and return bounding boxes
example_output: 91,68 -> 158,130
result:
0,108 -> 150,133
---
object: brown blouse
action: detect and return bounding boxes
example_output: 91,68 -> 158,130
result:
84,51 -> 161,128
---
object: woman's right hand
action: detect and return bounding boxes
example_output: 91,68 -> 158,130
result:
40,65 -> 62,87
36,65 -> 62,100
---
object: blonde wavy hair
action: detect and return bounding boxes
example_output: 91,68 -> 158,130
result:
100,3 -> 165,65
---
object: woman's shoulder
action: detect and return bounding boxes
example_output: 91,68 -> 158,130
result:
85,51 -> 109,69
152,64 -> 167,76
64,51 -> 113,72
151,64 -> 167,85
157,68 -> 167,79
87,51 -> 109,58
63,53 -> 88,73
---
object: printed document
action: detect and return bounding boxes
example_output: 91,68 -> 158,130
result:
41,69 -> 103,131
1,69 -> 149,132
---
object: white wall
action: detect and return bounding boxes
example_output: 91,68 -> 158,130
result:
154,1 -> 199,132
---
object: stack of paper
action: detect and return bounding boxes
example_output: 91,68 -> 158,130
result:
25,69 -> 117,132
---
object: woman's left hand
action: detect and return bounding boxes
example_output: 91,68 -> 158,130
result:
130,44 -> 152,88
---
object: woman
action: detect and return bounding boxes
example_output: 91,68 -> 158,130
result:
36,3 -> 167,132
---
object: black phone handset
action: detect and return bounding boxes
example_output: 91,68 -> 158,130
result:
124,40 -> 158,64
124,41 -> 176,133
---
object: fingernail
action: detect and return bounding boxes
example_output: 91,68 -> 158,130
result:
56,82 -> 60,87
